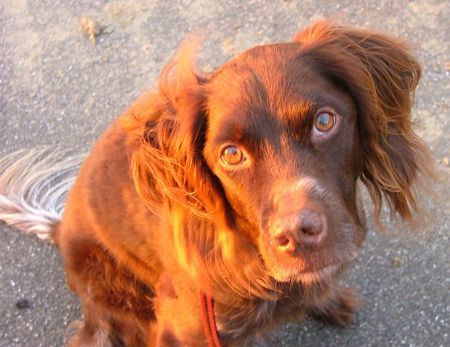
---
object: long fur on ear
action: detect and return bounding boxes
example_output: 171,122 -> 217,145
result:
293,20 -> 433,221
123,39 -> 277,302
124,37 -> 215,218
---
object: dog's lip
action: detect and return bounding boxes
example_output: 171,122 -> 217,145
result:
297,263 -> 341,280
270,249 -> 359,283
272,263 -> 342,283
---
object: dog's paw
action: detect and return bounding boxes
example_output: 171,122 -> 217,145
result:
310,286 -> 360,326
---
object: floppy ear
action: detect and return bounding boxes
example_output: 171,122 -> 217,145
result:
124,38 -> 226,219
294,21 -> 433,221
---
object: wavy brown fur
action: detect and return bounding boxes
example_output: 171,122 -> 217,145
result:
0,20 -> 433,346
293,21 -> 432,220
125,21 -> 432,305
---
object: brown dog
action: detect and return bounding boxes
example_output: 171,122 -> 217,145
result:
0,21 -> 432,346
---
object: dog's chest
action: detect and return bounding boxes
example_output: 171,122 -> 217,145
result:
216,297 -> 306,343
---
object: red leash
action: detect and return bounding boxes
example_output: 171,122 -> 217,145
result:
199,292 -> 222,347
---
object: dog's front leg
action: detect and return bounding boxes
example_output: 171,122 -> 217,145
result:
308,286 -> 361,326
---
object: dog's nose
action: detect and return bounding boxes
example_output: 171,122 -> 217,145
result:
272,209 -> 327,254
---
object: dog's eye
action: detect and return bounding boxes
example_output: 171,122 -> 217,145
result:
221,145 -> 244,165
314,111 -> 335,132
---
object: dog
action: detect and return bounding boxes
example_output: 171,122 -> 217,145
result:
0,21 -> 432,346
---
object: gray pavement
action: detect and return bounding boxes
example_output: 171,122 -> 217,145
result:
0,1 -> 449,346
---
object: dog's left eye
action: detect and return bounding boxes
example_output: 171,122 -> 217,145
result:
220,145 -> 244,165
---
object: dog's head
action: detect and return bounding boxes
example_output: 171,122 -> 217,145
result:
127,21 -> 431,297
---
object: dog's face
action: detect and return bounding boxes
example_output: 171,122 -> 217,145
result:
131,22 -> 428,294
203,44 -> 366,282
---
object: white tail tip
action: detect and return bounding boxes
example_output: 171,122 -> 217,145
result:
0,147 -> 85,241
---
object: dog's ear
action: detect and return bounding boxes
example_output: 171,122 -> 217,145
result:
124,37 -> 226,219
294,21 -> 433,221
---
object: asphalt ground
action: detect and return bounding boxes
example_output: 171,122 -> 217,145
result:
0,1 -> 449,346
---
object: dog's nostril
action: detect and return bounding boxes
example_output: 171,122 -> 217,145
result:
273,233 -> 297,254
297,210 -> 327,248
274,234 -> 290,247
272,209 -> 327,254
300,220 -> 323,238
301,226 -> 316,236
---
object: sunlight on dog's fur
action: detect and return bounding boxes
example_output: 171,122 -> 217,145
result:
0,21 -> 432,346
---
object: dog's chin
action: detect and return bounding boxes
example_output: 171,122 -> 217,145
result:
270,263 -> 342,284
259,242 -> 359,285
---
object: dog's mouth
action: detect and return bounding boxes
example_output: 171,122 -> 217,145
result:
258,208 -> 362,285
262,249 -> 358,284
271,263 -> 342,284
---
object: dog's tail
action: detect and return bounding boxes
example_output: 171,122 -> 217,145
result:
0,147 -> 85,241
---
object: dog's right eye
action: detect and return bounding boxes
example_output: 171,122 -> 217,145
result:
313,111 -> 335,133
220,145 -> 244,166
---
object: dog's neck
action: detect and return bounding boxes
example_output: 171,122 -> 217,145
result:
213,281 -> 327,344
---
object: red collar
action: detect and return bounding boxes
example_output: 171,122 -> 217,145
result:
199,292 -> 222,347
